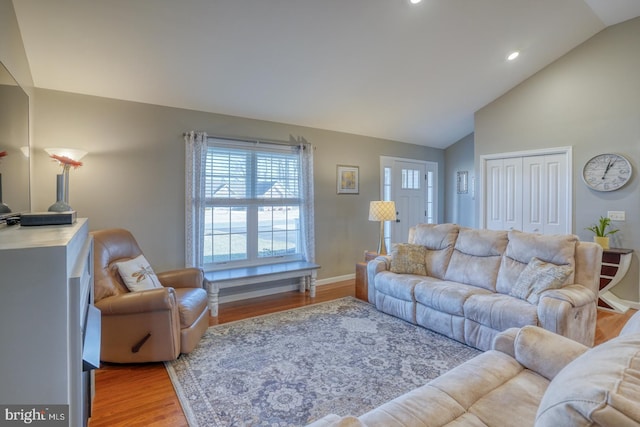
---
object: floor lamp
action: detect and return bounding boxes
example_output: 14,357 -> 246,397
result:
369,201 -> 396,255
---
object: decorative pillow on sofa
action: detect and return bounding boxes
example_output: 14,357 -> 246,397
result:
510,257 -> 573,304
390,243 -> 427,275
115,254 -> 162,292
535,334 -> 640,427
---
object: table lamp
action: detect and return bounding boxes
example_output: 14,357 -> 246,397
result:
368,201 -> 396,255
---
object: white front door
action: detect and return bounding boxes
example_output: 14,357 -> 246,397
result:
381,157 -> 437,246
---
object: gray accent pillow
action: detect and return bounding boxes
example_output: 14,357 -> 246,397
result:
390,243 -> 427,275
510,257 -> 573,304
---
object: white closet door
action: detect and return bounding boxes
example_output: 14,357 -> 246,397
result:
523,154 -> 567,234
485,158 -> 522,231
503,157 -> 523,231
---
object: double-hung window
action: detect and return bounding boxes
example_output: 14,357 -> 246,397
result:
186,134 -> 314,271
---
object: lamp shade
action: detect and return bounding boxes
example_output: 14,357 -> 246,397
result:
44,147 -> 88,161
369,201 -> 396,221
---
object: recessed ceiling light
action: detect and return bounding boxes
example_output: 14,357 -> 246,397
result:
507,51 -> 520,61
410,0 -> 422,4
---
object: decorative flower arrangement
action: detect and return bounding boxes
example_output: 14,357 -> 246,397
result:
50,153 -> 83,171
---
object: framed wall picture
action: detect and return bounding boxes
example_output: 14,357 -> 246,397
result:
337,165 -> 359,194
457,171 -> 468,194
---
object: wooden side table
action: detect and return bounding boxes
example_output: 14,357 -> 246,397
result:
598,248 -> 633,313
355,251 -> 379,301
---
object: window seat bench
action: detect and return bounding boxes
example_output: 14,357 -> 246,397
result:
204,261 -> 320,316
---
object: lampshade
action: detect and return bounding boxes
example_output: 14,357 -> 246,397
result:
369,201 -> 396,222
44,147 -> 88,161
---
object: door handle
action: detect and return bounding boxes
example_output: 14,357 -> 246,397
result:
395,211 -> 400,223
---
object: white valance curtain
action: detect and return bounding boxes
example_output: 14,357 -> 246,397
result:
184,132 -> 315,269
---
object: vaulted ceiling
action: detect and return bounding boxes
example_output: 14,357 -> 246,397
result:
12,0 -> 640,148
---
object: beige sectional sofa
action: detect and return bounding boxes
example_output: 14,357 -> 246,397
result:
308,309 -> 640,427
367,223 -> 603,350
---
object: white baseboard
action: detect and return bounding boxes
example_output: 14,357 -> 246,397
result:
316,273 -> 355,286
217,274 -> 356,304
617,297 -> 640,310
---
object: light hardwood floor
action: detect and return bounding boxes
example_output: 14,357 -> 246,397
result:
89,280 -> 636,427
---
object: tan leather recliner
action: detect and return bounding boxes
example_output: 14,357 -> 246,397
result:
92,228 -> 209,363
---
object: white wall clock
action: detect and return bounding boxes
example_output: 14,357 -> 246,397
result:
582,153 -> 632,192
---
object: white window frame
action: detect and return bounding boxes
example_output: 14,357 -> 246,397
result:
204,138 -> 305,271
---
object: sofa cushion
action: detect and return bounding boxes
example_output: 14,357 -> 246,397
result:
374,271 -> 426,301
510,257 -> 574,304
470,369 -> 549,426
408,223 -> 460,280
496,231 -> 578,295
444,228 -> 508,291
390,243 -> 427,275
415,280 -> 491,316
535,333 -> 640,427
464,293 -> 538,331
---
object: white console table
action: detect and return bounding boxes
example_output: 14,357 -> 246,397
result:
0,219 -> 98,427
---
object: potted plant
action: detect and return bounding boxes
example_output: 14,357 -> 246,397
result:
586,216 -> 619,249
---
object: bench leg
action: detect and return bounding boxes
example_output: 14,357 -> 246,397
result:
299,276 -> 306,293
310,276 -> 316,298
207,280 -> 220,317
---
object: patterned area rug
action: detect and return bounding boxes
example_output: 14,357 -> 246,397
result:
166,297 -> 480,426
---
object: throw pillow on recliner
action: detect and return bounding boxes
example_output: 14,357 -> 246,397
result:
390,243 -> 428,275
510,257 -> 573,304
115,254 -> 163,292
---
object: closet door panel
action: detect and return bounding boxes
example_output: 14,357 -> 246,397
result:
543,154 -> 567,235
503,158 -> 522,231
486,159 -> 504,231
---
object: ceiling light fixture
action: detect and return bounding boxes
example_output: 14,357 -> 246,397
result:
410,0 -> 422,4
507,51 -> 520,61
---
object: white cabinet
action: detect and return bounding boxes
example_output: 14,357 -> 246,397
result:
482,149 -> 571,235
0,219 -> 96,427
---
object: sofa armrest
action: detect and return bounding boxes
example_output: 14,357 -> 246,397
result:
512,325 -> 589,381
96,287 -> 177,315
367,256 -> 391,305
540,284 -> 596,307
537,284 -> 598,346
157,268 -> 204,289
491,327 -> 520,358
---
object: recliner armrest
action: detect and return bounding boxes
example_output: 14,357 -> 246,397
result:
96,287 -> 177,315
491,327 -> 520,358
157,268 -> 204,289
512,325 -> 589,381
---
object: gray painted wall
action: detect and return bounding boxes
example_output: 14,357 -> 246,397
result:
2,0 -> 446,283
475,17 -> 640,304
444,133 -> 475,227
31,89 -> 445,279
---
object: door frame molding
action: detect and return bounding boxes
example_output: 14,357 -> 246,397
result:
379,156 -> 438,242
479,146 -> 573,232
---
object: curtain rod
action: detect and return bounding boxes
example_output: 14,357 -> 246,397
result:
183,132 -> 306,148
